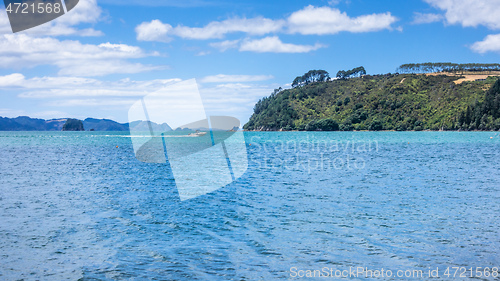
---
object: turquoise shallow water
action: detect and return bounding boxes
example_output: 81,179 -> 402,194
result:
0,131 -> 499,280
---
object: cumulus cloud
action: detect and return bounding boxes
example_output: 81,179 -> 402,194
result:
173,17 -> 285,39
471,33 -> 500,53
135,5 -> 397,47
412,13 -> 444,24
136,17 -> 284,41
200,74 -> 273,83
0,0 -> 103,36
0,34 -> 162,76
239,36 -> 325,53
424,0 -> 500,29
135,19 -> 172,42
0,73 -> 25,86
287,5 -> 397,35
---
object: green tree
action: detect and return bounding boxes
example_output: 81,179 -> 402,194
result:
368,119 -> 383,131
292,70 -> 330,87
337,66 -> 366,79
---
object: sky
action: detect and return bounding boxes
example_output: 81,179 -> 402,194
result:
0,0 -> 500,125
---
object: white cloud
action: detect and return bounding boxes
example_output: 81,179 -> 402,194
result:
0,74 -> 97,89
57,60 -> 162,77
173,17 -> 285,39
45,99 -> 137,107
57,0 -> 102,26
135,19 -> 172,42
200,74 -> 274,83
135,5 -> 397,44
412,13 -> 444,24
209,39 -> 240,52
210,37 -> 325,54
424,0 -> 500,29
136,17 -> 284,41
239,36 -> 325,53
0,73 -> 181,97
0,0 -> 103,36
287,5 -> 397,35
0,34 -> 162,76
471,33 -> 500,53
0,73 -> 25,86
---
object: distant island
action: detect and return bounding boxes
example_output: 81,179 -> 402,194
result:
244,63 -> 500,131
62,119 -> 84,131
0,117 -> 172,132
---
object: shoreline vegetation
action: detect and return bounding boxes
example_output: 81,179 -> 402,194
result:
244,63 -> 500,132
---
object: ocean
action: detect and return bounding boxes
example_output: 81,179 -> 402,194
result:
1,131 -> 499,280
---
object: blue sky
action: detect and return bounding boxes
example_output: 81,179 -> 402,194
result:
0,0 -> 500,124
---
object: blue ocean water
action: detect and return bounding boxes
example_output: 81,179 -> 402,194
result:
0,131 -> 499,280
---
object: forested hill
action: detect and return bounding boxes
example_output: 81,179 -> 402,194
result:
244,73 -> 500,131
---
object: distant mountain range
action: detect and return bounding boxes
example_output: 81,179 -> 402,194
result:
85,118 -> 129,131
0,116 -> 173,132
128,120 -> 172,132
0,116 -> 68,131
